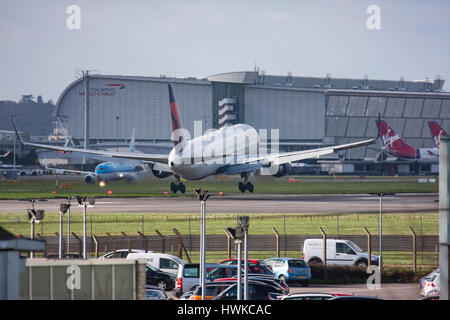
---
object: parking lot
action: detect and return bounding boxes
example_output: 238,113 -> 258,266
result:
288,283 -> 422,300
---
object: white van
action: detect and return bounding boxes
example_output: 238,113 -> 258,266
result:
126,252 -> 186,276
302,239 -> 380,268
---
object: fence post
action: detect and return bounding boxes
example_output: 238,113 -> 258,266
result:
363,226 -> 372,268
36,233 -> 47,257
122,231 -> 132,253
224,228 -> 234,259
92,234 -> 99,258
173,228 -> 183,259
272,227 -> 280,258
155,230 -> 165,253
410,227 -> 417,273
173,228 -> 191,263
72,232 -> 82,257
319,227 -> 327,279
137,231 -> 148,252
106,232 -> 116,255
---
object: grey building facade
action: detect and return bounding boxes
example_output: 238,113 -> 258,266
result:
52,71 -> 450,173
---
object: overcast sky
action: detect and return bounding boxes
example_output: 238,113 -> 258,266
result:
1,0 -> 449,102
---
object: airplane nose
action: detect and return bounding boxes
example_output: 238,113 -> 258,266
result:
170,155 -> 182,167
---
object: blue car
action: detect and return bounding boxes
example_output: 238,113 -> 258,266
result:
264,257 -> 311,286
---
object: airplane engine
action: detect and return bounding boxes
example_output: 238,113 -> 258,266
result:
84,174 -> 96,184
270,163 -> 292,177
152,169 -> 173,179
125,173 -> 138,182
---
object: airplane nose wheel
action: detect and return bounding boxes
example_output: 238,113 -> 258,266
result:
170,181 -> 186,194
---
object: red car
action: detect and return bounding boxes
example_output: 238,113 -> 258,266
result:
219,258 -> 266,266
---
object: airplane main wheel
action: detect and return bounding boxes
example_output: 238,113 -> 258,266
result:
170,182 -> 177,193
247,182 -> 254,193
178,183 -> 186,194
238,182 -> 246,193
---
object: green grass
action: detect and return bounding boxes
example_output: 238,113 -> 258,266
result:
0,175 -> 438,199
1,211 -> 438,237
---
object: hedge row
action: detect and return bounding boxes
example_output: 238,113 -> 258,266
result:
309,265 -> 436,284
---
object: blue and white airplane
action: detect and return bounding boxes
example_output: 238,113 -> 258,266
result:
45,129 -> 170,186
12,84 -> 377,193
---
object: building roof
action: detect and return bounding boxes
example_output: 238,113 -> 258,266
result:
0,227 -> 45,252
207,71 -> 446,92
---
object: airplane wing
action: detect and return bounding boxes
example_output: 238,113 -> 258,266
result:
220,137 -> 377,176
12,117 -> 169,164
45,165 -> 95,176
261,137 -> 377,166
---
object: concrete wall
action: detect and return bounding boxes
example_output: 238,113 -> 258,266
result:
19,258 -> 146,300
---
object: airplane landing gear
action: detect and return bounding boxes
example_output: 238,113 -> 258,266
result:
170,176 -> 186,194
238,173 -> 254,193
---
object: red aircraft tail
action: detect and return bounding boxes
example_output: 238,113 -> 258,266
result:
375,120 -> 419,159
168,83 -> 184,148
428,121 -> 448,148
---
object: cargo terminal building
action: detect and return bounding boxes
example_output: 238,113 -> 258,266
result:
48,71 -> 450,175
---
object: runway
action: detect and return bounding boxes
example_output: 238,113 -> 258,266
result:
0,193 -> 439,214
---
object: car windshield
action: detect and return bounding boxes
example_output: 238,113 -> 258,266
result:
146,264 -> 159,272
346,241 -> 364,253
288,259 -> 307,268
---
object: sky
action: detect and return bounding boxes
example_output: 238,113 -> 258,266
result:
1,0 -> 449,102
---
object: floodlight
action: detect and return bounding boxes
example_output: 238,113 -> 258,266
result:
60,203 -> 71,214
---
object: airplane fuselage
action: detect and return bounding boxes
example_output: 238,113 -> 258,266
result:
93,161 -> 139,182
168,124 -> 259,180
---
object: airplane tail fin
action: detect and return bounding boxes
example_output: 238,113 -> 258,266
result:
129,128 -> 136,153
428,121 -> 448,148
168,84 -> 185,149
375,119 -> 418,158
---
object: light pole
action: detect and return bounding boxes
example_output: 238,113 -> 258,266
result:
59,203 -> 71,259
26,207 -> 45,259
369,192 -> 395,273
116,116 -> 119,152
66,197 -> 72,254
23,199 -> 46,258
194,189 -> 210,301
238,216 -> 249,300
76,196 -> 95,259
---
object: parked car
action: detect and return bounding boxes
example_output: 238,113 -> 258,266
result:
146,264 -> 176,291
126,252 -> 185,276
99,249 -> 147,259
328,296 -> 385,300
264,257 -> 311,286
219,258 -> 267,266
280,293 -> 352,300
421,269 -> 440,297
302,238 -> 380,268
419,268 -> 439,289
215,276 -> 289,295
212,282 -> 276,300
145,285 -> 168,300
189,283 -> 233,300
174,263 -> 237,297
213,278 -> 286,297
